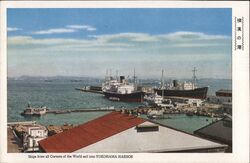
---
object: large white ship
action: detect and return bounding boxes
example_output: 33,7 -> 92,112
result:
102,72 -> 145,102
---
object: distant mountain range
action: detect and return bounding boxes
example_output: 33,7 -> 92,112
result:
7,76 -> 102,81
7,75 -> 231,81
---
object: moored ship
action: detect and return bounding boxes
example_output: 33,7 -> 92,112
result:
154,68 -> 208,99
102,71 -> 145,102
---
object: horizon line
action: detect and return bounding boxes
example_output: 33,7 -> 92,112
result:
7,75 -> 232,80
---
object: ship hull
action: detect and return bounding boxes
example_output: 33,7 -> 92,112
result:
154,87 -> 208,99
103,91 -> 145,102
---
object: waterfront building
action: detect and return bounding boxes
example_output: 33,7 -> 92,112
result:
168,96 -> 204,107
23,125 -> 48,152
39,111 -> 227,153
215,90 -> 232,103
207,90 -> 232,115
208,89 -> 232,104
194,115 -> 232,152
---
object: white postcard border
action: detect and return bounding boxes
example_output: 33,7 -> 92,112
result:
0,1 -> 249,163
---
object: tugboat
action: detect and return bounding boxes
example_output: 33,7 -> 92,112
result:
154,68 -> 208,99
21,104 -> 48,116
102,70 -> 145,102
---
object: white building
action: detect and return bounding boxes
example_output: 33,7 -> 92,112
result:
39,111 -> 227,153
207,90 -> 232,104
169,96 -> 204,107
23,125 -> 48,152
207,90 -> 232,115
215,90 -> 232,103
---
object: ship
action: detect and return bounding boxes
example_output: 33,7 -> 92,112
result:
21,104 -> 48,116
102,70 -> 145,102
154,68 -> 208,99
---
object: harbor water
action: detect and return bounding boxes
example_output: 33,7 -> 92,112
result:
7,78 -> 231,133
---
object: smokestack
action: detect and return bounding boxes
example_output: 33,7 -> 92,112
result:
120,76 -> 125,83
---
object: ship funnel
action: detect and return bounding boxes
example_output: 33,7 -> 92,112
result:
120,76 -> 125,83
173,80 -> 178,87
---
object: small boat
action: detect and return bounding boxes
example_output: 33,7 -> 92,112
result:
44,80 -> 52,82
70,80 -> 82,82
21,104 -> 48,116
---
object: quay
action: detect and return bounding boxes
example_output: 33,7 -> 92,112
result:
47,107 -> 115,114
21,107 -> 116,116
8,121 -> 37,126
20,104 -> 225,118
75,86 -> 103,94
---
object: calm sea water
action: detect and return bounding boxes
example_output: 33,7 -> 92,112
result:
7,78 -> 231,133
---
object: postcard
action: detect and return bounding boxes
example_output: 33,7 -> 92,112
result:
0,1 -> 249,163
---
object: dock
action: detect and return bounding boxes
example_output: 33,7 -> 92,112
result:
8,121 -> 37,126
75,88 -> 103,94
75,86 -> 103,94
47,107 -> 115,114
21,107 -> 116,116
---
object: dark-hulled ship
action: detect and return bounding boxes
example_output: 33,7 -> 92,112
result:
154,68 -> 208,99
102,73 -> 145,102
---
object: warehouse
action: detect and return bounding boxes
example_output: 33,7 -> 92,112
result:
39,111 -> 227,153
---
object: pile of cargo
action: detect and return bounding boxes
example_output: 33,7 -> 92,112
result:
47,123 -> 74,136
13,125 -> 29,141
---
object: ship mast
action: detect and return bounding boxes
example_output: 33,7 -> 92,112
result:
192,67 -> 197,89
161,69 -> 164,97
110,69 -> 112,79
105,69 -> 109,81
116,70 -> 118,80
133,68 -> 137,90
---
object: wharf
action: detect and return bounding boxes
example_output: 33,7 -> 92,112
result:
8,121 -> 36,126
45,107 -> 115,114
75,86 -> 103,94
20,106 -> 115,116
76,88 -> 103,94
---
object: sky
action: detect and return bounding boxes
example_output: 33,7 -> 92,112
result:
7,8 -> 232,79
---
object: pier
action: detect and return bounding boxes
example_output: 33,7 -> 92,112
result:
8,121 -> 37,126
47,107 -> 115,114
75,86 -> 103,94
21,107 -> 116,116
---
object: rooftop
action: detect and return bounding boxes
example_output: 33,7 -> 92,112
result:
216,89 -> 232,94
194,116 -> 232,145
39,111 -> 227,153
39,111 -> 145,152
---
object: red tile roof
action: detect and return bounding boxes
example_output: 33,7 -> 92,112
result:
39,111 -> 146,153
